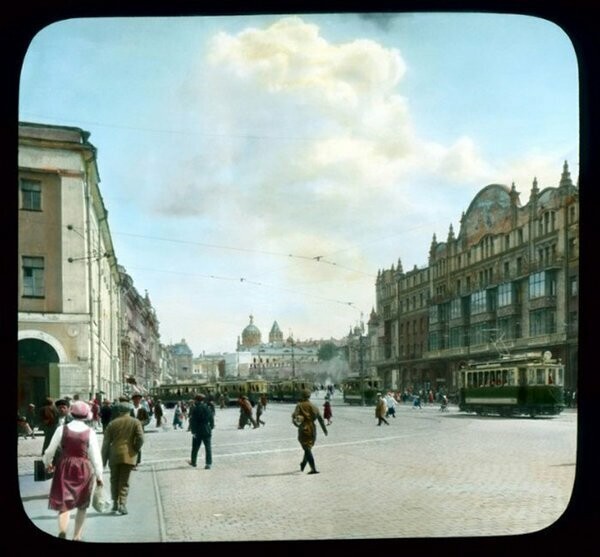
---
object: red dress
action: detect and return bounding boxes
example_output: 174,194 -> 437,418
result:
48,426 -> 94,512
323,401 -> 332,421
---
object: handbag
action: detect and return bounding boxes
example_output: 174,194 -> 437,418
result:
92,483 -> 112,513
34,459 -> 53,482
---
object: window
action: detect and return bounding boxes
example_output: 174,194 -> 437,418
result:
570,276 -> 578,296
429,305 -> 438,324
22,256 -> 45,297
498,283 -> 513,307
529,271 -> 545,299
470,291 -> 486,314
529,308 -> 556,336
20,179 -> 42,210
450,298 -> 462,319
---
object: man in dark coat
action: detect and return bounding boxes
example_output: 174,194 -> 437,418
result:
39,397 -> 59,455
187,394 -> 215,469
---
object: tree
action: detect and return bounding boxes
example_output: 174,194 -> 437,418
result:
318,342 -> 339,362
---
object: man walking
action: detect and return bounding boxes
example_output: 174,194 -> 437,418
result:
187,394 -> 214,469
375,393 -> 390,426
101,401 -> 144,515
292,389 -> 328,474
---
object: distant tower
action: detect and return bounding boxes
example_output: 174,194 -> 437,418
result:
269,321 -> 284,345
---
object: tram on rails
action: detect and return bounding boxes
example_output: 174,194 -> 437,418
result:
458,350 -> 565,418
150,379 -> 268,407
342,376 -> 383,405
150,381 -> 217,408
217,378 -> 269,406
268,379 -> 314,403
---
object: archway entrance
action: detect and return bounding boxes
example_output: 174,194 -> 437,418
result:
18,338 -> 59,412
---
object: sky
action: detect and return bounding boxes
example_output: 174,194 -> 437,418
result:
18,12 -> 579,355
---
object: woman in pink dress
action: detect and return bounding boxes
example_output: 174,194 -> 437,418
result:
42,400 -> 103,540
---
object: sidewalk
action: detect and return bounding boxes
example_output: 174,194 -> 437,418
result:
17,428 -> 164,544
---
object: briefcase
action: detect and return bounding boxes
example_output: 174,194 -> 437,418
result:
34,459 -> 53,482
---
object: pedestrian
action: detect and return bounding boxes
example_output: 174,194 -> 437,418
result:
101,401 -> 144,515
385,392 -> 397,418
26,403 -> 37,437
256,394 -> 267,427
130,393 -> 150,467
42,400 -> 103,540
292,389 -> 328,474
154,399 -> 164,427
375,393 -> 389,425
238,396 -> 258,429
17,413 -> 34,439
187,394 -> 215,469
412,394 -> 422,409
172,401 -> 185,430
323,397 -> 333,425
91,398 -> 100,431
39,397 -> 59,455
55,399 -> 73,427
100,399 -> 112,432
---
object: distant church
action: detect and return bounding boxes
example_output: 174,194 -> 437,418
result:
235,315 -> 318,379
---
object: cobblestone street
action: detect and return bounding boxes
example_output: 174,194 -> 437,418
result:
17,395 -> 578,544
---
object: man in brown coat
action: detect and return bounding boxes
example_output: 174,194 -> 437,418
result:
101,402 -> 144,515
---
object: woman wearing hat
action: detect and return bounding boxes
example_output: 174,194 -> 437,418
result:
42,400 -> 103,540
291,389 -> 328,474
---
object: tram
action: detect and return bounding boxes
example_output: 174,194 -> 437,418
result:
268,379 -> 314,402
151,379 -> 268,407
216,379 -> 269,406
150,381 -> 216,408
342,376 -> 383,405
458,350 -> 565,417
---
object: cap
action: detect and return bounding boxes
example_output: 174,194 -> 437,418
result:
131,393 -> 143,399
55,399 -> 70,408
300,389 -> 311,400
70,401 -> 92,419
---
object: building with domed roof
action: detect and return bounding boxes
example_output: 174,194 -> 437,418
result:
233,315 -> 319,380
367,162 -> 579,394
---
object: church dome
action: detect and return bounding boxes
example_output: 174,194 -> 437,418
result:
242,315 -> 262,347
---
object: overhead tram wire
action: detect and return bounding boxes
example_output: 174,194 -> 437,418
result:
114,231 -> 377,278
124,264 -> 363,312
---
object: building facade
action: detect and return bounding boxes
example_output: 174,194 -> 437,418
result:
235,315 -> 320,380
370,163 -> 579,394
18,122 -> 122,408
119,267 -> 161,396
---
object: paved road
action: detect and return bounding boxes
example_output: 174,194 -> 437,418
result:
16,393 -> 578,545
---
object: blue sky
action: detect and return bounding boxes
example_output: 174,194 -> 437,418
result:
19,12 -> 579,354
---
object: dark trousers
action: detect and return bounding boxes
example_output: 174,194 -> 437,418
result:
191,434 -> 212,467
109,463 -> 135,506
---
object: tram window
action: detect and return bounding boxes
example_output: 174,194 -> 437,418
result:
536,368 -> 545,384
557,368 -> 564,385
527,370 -> 535,385
548,370 -> 554,384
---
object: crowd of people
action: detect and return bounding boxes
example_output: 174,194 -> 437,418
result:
19,381 -> 577,540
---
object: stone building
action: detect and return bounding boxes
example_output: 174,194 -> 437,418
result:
119,267 -> 161,396
18,122 -> 121,407
369,162 -> 579,394
168,338 -> 194,380
235,315 -> 319,380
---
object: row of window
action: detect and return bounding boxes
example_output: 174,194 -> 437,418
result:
429,270 -> 569,324
460,366 -> 564,388
428,307 -> 557,350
